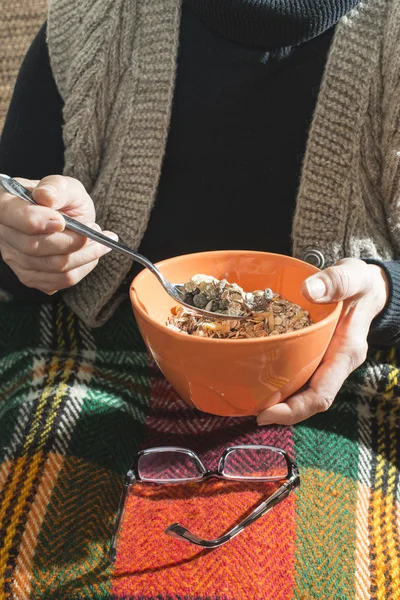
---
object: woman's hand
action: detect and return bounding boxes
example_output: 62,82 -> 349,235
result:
257,258 -> 390,426
0,175 -> 117,294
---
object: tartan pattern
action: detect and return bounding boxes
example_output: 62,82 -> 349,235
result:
0,298 -> 399,599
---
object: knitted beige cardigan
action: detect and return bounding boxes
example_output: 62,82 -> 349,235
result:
47,0 -> 400,327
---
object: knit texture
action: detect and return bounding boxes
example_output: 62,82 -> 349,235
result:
47,0 -> 181,327
188,0 -> 360,47
0,296 -> 399,599
46,0 -> 400,328
292,0 -> 400,266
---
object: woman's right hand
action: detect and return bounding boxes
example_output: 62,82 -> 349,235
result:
0,175 -> 118,295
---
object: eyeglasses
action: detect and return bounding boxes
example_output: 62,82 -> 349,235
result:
110,444 -> 299,561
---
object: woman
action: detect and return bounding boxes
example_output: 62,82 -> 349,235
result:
0,0 -> 399,427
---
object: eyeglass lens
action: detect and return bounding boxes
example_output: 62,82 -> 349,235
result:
222,447 -> 288,480
138,447 -> 289,482
138,450 -> 203,482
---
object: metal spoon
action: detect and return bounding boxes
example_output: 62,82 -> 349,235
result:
0,174 -> 246,320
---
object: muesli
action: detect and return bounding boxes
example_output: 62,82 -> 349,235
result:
167,274 -> 313,339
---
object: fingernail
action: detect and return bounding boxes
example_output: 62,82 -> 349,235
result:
105,232 -> 119,242
36,184 -> 58,197
45,218 -> 64,233
257,416 -> 272,426
305,276 -> 326,300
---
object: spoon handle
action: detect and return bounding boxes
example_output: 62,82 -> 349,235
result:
0,174 -> 166,285
0,174 -> 251,320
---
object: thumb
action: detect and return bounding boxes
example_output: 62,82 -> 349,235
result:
32,176 -> 69,210
32,175 -> 96,224
302,258 -> 371,303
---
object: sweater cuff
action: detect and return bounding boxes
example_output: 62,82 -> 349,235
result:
363,259 -> 400,347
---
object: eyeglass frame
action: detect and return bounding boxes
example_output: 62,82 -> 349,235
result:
110,444 -> 300,561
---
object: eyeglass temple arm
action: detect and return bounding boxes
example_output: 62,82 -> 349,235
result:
165,473 -> 300,549
109,470 -> 135,562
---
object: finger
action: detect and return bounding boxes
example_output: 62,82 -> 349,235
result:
4,233 -> 117,274
16,257 -> 105,294
302,258 -> 371,303
0,222 -> 106,257
0,224 -> 86,256
32,176 -> 96,223
257,352 -> 354,426
257,300 -> 371,426
0,192 -> 65,235
9,178 -> 40,191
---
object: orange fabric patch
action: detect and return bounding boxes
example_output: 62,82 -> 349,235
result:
112,479 -> 296,599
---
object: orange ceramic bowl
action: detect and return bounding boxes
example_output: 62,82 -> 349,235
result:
130,251 -> 342,417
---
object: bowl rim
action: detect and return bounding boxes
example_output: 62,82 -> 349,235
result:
130,250 -> 343,344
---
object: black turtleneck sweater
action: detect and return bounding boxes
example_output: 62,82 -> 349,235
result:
1,0 -> 400,346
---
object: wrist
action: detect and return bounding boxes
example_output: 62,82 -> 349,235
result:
366,264 -> 390,317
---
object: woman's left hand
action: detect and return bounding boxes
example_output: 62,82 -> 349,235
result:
257,258 -> 390,426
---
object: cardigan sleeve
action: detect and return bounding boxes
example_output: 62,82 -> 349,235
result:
380,2 -> 400,258
364,260 -> 400,347
364,3 -> 400,346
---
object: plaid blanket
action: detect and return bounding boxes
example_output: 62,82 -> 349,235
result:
0,297 -> 399,600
